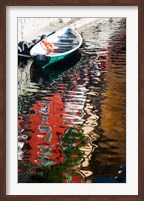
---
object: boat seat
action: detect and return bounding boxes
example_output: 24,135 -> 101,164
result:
53,46 -> 72,53
53,42 -> 79,46
59,33 -> 77,38
59,39 -> 74,43
55,46 -> 73,49
53,49 -> 71,53
57,36 -> 76,40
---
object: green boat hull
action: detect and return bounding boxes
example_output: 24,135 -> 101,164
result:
43,53 -> 69,69
33,52 -> 72,70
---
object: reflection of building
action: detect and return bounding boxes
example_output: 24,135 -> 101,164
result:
19,93 -> 70,167
18,90 -> 86,183
18,48 -> 112,183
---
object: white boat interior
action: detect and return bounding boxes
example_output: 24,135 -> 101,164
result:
30,28 -> 82,57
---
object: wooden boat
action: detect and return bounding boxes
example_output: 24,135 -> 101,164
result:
30,28 -> 83,70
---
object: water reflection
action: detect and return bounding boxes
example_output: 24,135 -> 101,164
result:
18,18 -> 126,183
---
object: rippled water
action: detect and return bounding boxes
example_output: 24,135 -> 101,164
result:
18,18 -> 126,183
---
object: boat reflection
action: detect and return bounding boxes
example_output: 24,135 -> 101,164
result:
30,51 -> 81,84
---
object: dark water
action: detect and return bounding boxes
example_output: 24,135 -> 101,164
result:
18,18 -> 126,183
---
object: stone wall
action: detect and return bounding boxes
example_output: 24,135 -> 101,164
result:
18,18 -> 74,42
18,18 -> 104,42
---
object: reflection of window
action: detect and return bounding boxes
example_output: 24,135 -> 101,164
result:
40,147 -> 52,155
42,116 -> 48,124
18,142 -> 25,160
41,100 -> 52,105
39,106 -> 49,114
18,134 -> 28,140
38,155 -> 55,166
38,125 -> 52,133
44,133 -> 52,142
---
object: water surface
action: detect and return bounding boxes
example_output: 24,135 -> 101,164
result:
18,18 -> 126,183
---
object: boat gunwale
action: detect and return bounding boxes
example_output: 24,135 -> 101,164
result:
30,28 -> 83,58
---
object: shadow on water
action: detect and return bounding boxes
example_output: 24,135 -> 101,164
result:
19,51 -> 81,84
18,18 -> 126,183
